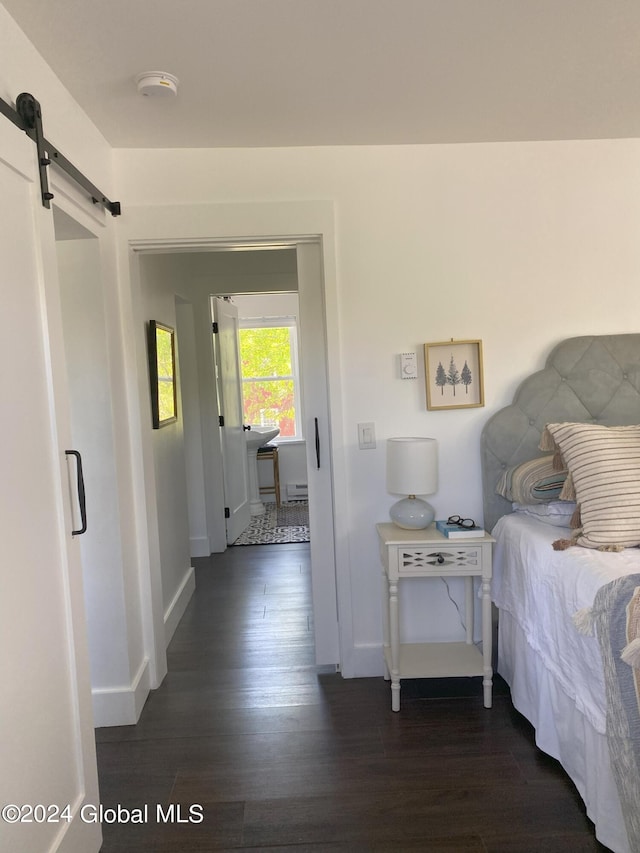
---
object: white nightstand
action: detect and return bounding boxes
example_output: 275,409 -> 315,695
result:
376,522 -> 494,712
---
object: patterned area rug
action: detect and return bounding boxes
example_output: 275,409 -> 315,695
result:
233,501 -> 310,545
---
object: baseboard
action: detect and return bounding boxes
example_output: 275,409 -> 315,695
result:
92,656 -> 150,727
190,536 -> 210,558
164,565 -> 196,645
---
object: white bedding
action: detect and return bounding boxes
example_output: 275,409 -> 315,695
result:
492,512 -> 639,733
492,512 -> 638,853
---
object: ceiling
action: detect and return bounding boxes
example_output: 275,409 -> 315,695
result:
5,0 -> 640,149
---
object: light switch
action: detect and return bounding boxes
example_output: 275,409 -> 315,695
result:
358,422 -> 376,449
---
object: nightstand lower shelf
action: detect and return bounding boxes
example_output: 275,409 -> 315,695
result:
383,642 -> 484,680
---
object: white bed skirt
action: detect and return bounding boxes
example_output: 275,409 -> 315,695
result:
498,610 -> 630,853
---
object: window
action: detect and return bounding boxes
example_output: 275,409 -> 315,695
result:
239,317 -> 301,439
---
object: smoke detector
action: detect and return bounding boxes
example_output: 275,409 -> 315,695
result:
136,71 -> 179,97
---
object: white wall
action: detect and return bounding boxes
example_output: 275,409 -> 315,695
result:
115,141 -> 640,675
176,299 -> 209,556
137,259 -> 195,641
0,5 -> 111,192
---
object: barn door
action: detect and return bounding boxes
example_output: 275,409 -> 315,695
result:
0,120 -> 101,852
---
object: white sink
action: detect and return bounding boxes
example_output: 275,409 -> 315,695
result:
245,426 -> 280,515
245,425 -> 279,450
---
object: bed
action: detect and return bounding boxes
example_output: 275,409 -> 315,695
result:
480,334 -> 640,853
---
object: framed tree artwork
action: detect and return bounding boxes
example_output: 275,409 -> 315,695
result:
148,320 -> 178,428
424,339 -> 484,410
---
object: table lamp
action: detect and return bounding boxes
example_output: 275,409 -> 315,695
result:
386,437 -> 438,529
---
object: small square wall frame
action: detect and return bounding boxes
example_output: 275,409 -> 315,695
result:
424,339 -> 484,410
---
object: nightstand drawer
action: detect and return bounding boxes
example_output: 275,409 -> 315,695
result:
397,546 -> 482,575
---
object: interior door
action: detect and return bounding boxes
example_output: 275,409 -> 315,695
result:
212,296 -> 251,543
0,121 -> 101,852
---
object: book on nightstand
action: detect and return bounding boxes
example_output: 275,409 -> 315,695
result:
435,520 -> 485,539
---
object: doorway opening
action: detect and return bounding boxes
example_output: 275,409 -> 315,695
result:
134,236 -> 339,667
53,203 -> 137,727
217,291 -> 309,547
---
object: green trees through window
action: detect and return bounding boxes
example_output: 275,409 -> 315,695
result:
239,326 -> 297,437
156,326 -> 176,420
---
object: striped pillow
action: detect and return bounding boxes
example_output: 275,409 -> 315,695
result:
496,455 -> 568,504
541,422 -> 640,550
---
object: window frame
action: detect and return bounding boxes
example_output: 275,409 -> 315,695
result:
238,315 -> 303,441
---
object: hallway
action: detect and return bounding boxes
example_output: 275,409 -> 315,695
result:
96,543 -> 606,852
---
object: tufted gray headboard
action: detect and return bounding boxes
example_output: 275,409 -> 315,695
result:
481,334 -> 640,533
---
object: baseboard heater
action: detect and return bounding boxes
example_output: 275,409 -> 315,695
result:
286,482 -> 308,499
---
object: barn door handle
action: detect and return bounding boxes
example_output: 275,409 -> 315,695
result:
65,450 -> 87,536
314,417 -> 320,469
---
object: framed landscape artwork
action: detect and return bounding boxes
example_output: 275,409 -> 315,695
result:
424,339 -> 485,410
148,320 -> 178,428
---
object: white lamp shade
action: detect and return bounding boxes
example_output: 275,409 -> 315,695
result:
386,437 -> 438,496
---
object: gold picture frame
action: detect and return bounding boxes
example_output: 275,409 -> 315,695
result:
148,320 -> 178,428
424,339 -> 484,410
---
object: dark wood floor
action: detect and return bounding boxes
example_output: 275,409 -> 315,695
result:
96,542 -> 609,852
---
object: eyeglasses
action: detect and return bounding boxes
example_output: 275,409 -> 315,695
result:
447,514 -> 476,529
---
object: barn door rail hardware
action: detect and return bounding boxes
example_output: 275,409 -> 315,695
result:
0,91 -> 121,216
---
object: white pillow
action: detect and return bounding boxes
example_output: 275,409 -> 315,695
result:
512,501 -> 577,527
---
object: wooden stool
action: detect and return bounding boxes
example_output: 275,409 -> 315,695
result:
257,444 -> 280,507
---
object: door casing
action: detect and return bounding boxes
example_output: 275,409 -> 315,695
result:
125,219 -> 352,675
